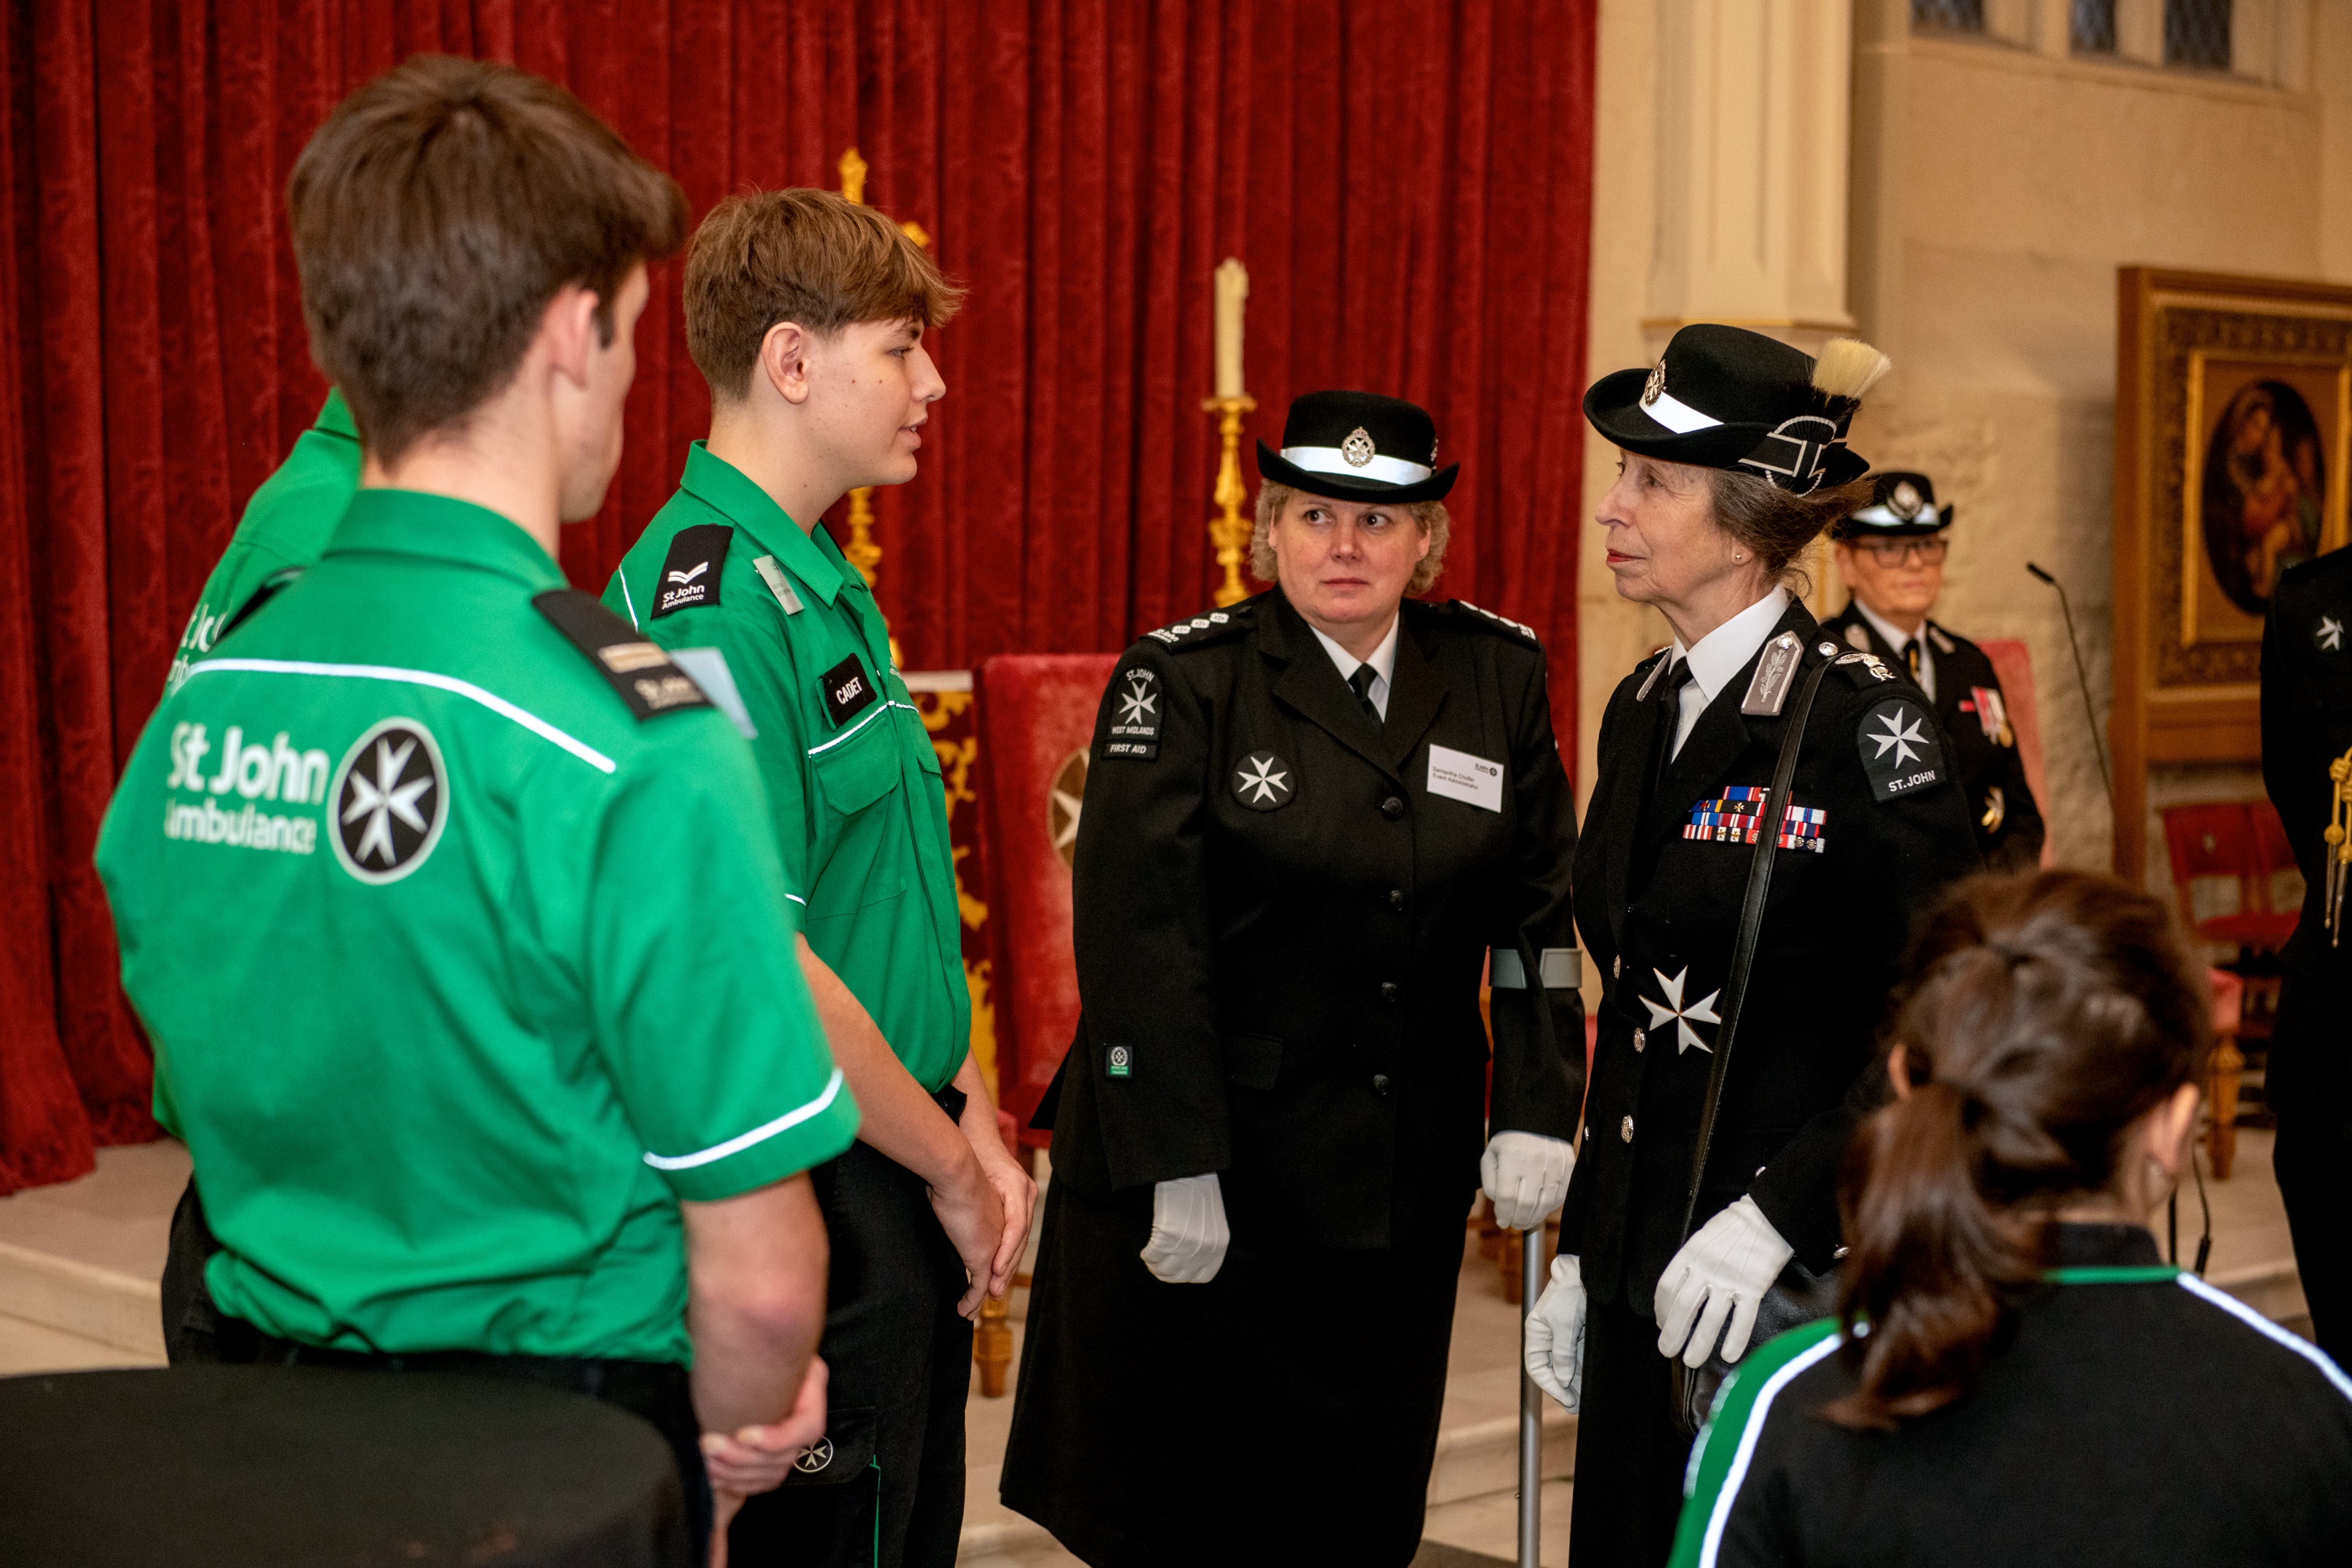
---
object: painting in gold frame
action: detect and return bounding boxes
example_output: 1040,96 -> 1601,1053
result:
2112,268 -> 2352,882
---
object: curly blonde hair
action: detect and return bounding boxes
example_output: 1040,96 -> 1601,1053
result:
1248,482 -> 1451,596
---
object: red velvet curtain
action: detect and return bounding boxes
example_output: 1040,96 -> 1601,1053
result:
0,0 -> 1595,1193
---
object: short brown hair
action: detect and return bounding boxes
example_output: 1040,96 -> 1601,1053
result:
1249,482 -> 1452,597
287,56 -> 686,464
1707,468 -> 1872,596
685,189 -> 965,401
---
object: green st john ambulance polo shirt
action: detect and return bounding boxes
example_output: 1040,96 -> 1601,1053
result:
97,487 -> 859,1363
605,443 -> 969,1094
168,390 -> 363,694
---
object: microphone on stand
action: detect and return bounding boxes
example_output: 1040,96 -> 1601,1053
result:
2026,561 -> 2113,810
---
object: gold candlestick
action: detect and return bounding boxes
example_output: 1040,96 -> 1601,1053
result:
1203,395 -> 1257,608
837,146 -> 934,596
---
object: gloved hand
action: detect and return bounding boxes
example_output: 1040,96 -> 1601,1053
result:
1139,1173 -> 1229,1284
1523,1254 -> 1587,1411
1655,1195 -> 1794,1368
1481,1130 -> 1576,1230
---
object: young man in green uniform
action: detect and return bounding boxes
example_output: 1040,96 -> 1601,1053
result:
165,389 -> 362,695
607,189 -> 1033,1568
97,59 -> 853,1558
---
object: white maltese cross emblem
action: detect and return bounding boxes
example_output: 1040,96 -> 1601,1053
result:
1116,671 -> 1157,726
1869,706 -> 1929,767
2320,616 -> 2343,653
1641,966 -> 1722,1055
1232,751 -> 1293,810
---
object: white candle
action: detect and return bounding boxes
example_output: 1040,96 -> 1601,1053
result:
1213,257 -> 1248,400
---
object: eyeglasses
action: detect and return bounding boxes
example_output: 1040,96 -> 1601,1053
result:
1855,537 -> 1949,566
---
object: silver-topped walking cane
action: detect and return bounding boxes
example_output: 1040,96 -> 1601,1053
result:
1518,1228 -> 1544,1568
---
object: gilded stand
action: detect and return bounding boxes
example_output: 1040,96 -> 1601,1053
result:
1202,395 -> 1257,609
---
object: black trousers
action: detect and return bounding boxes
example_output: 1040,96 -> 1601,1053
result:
162,1178 -> 259,1366
1569,1295 -> 1691,1568
2271,970 -> 2352,1369
247,1333 -> 711,1560
729,1109 -> 975,1568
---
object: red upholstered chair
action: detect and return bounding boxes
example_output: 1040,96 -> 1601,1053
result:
1976,638 -> 2054,869
972,654 -> 1119,1152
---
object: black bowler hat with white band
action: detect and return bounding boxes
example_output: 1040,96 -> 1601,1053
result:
1583,323 -> 1889,496
1832,471 -> 1953,539
1255,390 -> 1459,505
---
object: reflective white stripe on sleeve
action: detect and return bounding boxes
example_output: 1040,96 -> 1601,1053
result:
186,658 -> 616,774
1490,947 -> 1582,990
2177,1274 -> 2352,1404
643,1068 -> 847,1172
618,575 -> 642,628
1694,1331 -> 1843,1567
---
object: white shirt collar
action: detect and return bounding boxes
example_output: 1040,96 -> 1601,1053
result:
1309,614 -> 1400,695
1853,599 -> 1925,658
1673,587 -> 1791,703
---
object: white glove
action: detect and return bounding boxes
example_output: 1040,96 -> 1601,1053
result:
1139,1173 -> 1229,1284
1655,1195 -> 1794,1368
1523,1254 -> 1588,1411
1481,1130 -> 1576,1230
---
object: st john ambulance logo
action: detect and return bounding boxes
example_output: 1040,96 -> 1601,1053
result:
328,718 -> 448,885
1233,751 -> 1293,811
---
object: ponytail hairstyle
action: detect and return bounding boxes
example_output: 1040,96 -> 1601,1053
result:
1825,870 -> 2211,1430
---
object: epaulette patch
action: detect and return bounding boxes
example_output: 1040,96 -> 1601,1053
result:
651,524 -> 731,618
1634,646 -> 1674,701
1144,605 -> 1248,647
533,589 -> 713,721
1928,625 -> 1956,656
1454,599 -> 1541,645
1835,651 -> 1896,684
1842,621 -> 1872,654
218,566 -> 305,644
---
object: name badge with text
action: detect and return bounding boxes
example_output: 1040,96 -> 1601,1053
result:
1426,744 -> 1504,812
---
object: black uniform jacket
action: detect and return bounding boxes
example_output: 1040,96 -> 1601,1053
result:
1036,586 -> 1585,1251
1563,599 -> 1982,1309
1696,1225 -> 2352,1568
2262,549 -> 2352,984
1819,605 -> 2044,872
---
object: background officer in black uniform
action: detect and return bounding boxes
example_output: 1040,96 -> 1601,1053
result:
1821,472 -> 2045,871
1002,392 -> 1585,1567
2262,545 -> 2352,1368
1528,326 -> 1984,1568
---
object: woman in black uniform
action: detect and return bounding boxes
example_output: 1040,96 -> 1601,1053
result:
1001,391 -> 1586,1566
1524,325 -> 1984,1567
1673,870 -> 2352,1567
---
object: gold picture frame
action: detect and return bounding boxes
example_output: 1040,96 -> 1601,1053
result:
2113,268 -> 2352,880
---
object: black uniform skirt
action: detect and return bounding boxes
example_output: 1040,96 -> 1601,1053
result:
1001,1177 -> 1466,1567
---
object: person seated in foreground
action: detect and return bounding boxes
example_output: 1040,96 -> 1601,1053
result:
1670,869 -> 2352,1567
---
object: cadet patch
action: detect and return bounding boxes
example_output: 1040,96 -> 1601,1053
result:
533,591 -> 713,720
1857,696 -> 1943,801
1842,621 -> 1871,654
1106,1043 -> 1133,1079
652,524 -> 731,617
329,717 -> 448,885
1232,750 -> 1293,810
819,654 -> 878,728
2320,615 -> 2343,653
1103,665 -> 1163,760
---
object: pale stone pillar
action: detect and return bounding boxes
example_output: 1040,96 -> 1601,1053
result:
1642,1 -> 1856,353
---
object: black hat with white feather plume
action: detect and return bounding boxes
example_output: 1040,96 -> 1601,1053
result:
1582,324 -> 1890,495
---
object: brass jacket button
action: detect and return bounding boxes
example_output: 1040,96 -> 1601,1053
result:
1620,1115 -> 1634,1143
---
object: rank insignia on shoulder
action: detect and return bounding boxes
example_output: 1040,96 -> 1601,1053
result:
1455,599 -> 1540,644
1928,626 -> 1956,656
533,590 -> 713,720
652,524 -> 731,618
1857,696 -> 1943,801
752,555 -> 804,616
1145,605 -> 1245,645
1836,651 -> 1895,682
2320,615 -> 2344,653
1102,665 -> 1163,761
1740,632 -> 1804,716
1842,622 -> 1871,654
819,654 -> 878,728
1634,647 -> 1674,700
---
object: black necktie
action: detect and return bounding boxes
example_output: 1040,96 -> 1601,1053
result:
1651,657 -> 1693,789
1348,664 -> 1382,726
1902,638 -> 1922,684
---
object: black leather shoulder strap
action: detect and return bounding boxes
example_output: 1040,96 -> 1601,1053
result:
1677,648 -> 1839,1240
